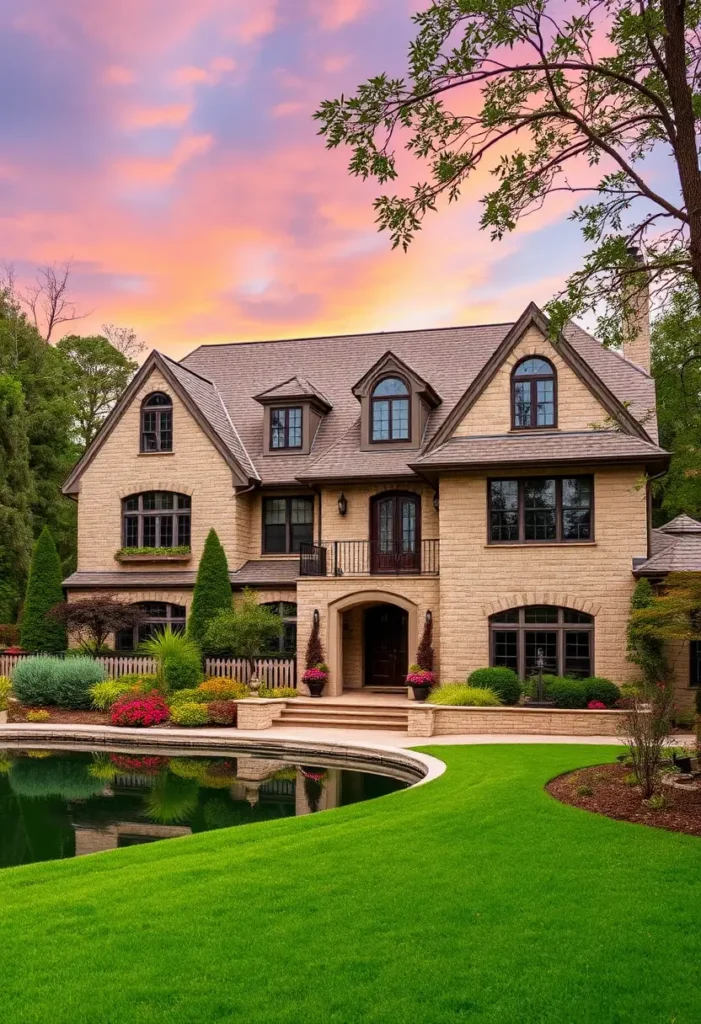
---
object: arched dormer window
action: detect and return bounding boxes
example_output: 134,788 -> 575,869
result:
141,392 -> 173,452
511,358 -> 556,429
371,377 -> 410,442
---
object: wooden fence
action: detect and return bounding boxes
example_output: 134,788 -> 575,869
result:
0,652 -> 297,689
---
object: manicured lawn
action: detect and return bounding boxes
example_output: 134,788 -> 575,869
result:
1,744 -> 699,1023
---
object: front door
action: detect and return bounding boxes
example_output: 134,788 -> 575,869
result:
371,493 -> 421,573
364,604 -> 408,687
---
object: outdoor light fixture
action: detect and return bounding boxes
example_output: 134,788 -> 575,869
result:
337,492 -> 348,516
313,609 -> 320,627
425,610 -> 433,625
433,492 -> 439,512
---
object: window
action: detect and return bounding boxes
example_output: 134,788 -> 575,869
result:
261,601 -> 298,654
489,476 -> 593,543
140,392 -> 173,452
263,496 -> 313,554
490,605 -> 593,678
116,602 -> 186,652
691,641 -> 701,687
270,407 -> 302,450
371,377 -> 410,442
511,357 -> 556,429
122,492 -> 191,549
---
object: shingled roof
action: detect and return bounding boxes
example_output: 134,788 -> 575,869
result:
634,515 -> 701,576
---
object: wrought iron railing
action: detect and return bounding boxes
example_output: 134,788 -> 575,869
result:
299,539 -> 439,577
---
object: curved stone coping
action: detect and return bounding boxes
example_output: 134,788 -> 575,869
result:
0,723 -> 445,788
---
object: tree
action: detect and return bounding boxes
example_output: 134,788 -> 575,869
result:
627,577 -> 669,687
0,374 -> 34,621
203,590 -> 283,674
101,324 -> 145,361
49,597 -> 145,655
20,260 -> 90,342
20,527 -> 66,652
416,613 -> 434,672
187,529 -> 232,648
316,0 -> 701,342
56,334 -> 138,449
304,613 -> 324,670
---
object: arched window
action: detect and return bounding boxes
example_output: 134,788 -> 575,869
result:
511,357 -> 556,429
260,601 -> 297,654
122,491 -> 191,550
141,392 -> 173,452
490,605 -> 593,678
116,602 -> 187,652
371,377 -> 410,442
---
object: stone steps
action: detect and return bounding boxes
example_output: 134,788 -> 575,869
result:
277,703 -> 409,732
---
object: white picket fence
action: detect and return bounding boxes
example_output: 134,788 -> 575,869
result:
0,652 -> 297,689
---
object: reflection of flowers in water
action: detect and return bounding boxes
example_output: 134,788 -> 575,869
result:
301,766 -> 328,813
109,754 -> 169,776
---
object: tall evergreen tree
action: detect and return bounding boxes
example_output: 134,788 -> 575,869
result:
0,374 -> 34,621
187,529 -> 231,647
20,527 -> 66,652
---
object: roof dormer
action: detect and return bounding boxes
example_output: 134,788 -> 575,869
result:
254,376 -> 332,456
352,351 -> 440,452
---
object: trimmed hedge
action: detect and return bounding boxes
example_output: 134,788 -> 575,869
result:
12,657 -> 106,709
467,667 -> 522,705
529,674 -> 621,709
19,527 -> 66,653
427,684 -> 502,707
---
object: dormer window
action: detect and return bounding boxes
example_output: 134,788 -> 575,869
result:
371,377 -> 410,442
511,358 -> 556,429
271,407 -> 302,450
141,392 -> 173,452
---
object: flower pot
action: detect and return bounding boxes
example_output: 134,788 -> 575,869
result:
411,684 -> 431,702
306,678 -> 326,698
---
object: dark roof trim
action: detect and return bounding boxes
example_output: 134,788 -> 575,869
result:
295,470 -> 419,485
351,350 -> 441,407
253,376 -> 332,413
425,303 -> 653,453
62,352 -> 255,495
410,452 -> 669,477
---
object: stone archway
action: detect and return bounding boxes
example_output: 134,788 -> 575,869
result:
327,590 -> 419,697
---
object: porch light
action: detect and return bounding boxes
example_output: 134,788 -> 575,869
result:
433,492 -> 439,512
337,492 -> 348,516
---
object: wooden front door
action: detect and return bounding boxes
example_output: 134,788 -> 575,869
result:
364,605 -> 408,687
371,492 -> 421,573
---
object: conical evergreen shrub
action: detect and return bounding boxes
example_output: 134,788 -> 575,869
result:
19,527 -> 66,652
188,529 -> 231,648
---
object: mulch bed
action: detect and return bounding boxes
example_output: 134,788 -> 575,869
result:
548,761 -> 701,837
8,705 -> 111,726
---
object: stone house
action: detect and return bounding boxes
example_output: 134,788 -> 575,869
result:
62,298 -> 698,705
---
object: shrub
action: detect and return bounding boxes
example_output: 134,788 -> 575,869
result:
581,676 -> 620,708
9,757 -> 107,800
188,529 -> 232,648
113,672 -> 160,689
207,700 -> 237,725
140,627 -> 203,691
305,612 -> 324,670
427,684 -> 502,706
89,679 -> 142,711
618,683 -> 642,705
198,678 -> 249,700
533,675 -> 587,709
26,709 -> 50,722
20,527 -> 66,653
0,676 -> 11,711
259,686 -> 298,699
467,667 -> 522,706
416,614 -> 434,671
12,656 -> 106,709
0,624 -> 20,648
110,692 -> 170,727
204,591 -> 283,671
170,702 -> 210,727
170,688 -> 210,705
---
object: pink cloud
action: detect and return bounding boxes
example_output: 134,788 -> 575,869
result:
116,133 -> 214,184
170,57 -> 236,87
271,101 -> 305,118
104,65 -> 136,85
122,103 -> 193,129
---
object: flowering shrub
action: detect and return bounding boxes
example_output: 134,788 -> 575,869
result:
587,700 -> 607,710
110,691 -> 170,727
301,767 -> 328,781
109,754 -> 169,775
198,678 -> 249,700
406,669 -> 436,686
302,668 -> 327,683
207,700 -> 237,726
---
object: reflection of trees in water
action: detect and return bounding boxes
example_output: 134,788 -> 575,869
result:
301,767 -> 328,814
9,756 -> 107,800
142,775 -> 200,824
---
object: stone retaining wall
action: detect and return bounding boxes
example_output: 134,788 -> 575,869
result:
408,704 -> 627,737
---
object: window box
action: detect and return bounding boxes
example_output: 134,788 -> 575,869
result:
115,546 -> 191,563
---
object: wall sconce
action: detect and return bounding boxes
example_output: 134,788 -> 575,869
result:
433,492 -> 439,512
337,492 -> 348,516
425,610 -> 433,626
313,609 -> 320,627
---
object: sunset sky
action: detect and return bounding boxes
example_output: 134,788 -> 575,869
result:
1,0 -> 596,359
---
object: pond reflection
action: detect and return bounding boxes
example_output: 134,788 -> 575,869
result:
0,749 -> 407,868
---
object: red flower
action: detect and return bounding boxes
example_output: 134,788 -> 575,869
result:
587,700 -> 606,710
109,754 -> 168,774
110,691 -> 170,728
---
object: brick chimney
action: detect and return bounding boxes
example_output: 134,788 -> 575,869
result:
622,246 -> 650,373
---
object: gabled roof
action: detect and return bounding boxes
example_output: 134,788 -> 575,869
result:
253,375 -> 332,412
351,350 -> 441,407
62,351 -> 259,495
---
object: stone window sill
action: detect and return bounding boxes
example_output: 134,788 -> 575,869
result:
484,542 -> 597,549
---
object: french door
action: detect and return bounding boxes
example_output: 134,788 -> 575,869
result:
371,493 -> 421,574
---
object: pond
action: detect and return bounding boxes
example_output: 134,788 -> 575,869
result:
0,746 -> 409,869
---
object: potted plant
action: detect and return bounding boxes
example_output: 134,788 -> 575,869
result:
302,664 -> 328,698
406,665 -> 435,701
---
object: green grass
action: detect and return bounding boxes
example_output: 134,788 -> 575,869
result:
0,744 -> 699,1024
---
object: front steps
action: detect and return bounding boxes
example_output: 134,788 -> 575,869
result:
277,700 -> 409,732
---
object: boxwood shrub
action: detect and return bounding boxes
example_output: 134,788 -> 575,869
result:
581,677 -> 620,708
12,657 -> 106,709
536,675 -> 588,709
427,684 -> 502,707
467,667 -> 522,705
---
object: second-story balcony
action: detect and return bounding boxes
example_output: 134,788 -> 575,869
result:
299,539 -> 439,577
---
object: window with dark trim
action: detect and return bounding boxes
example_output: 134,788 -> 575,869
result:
371,377 -> 410,442
261,601 -> 297,654
490,605 -> 593,678
489,476 -> 593,543
691,641 -> 701,687
140,392 -> 173,452
122,492 -> 191,548
263,497 -> 313,554
271,407 -> 302,449
116,602 -> 186,652
511,357 -> 556,429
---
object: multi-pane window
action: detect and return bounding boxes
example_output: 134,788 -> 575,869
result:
140,392 -> 173,452
271,407 -> 302,449
489,476 -> 593,543
261,601 -> 298,654
371,377 -> 410,442
263,497 -> 314,553
122,492 -> 191,549
490,605 -> 594,678
116,602 -> 187,652
512,358 -> 556,429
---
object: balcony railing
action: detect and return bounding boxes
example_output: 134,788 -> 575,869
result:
299,539 -> 439,577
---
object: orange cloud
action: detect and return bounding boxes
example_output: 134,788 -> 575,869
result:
170,57 -> 237,86
116,133 -> 214,184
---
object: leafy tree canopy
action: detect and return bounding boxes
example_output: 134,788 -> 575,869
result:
204,590 -> 283,671
56,334 -> 138,449
0,374 -> 34,621
316,0 -> 701,343
50,597 -> 145,655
